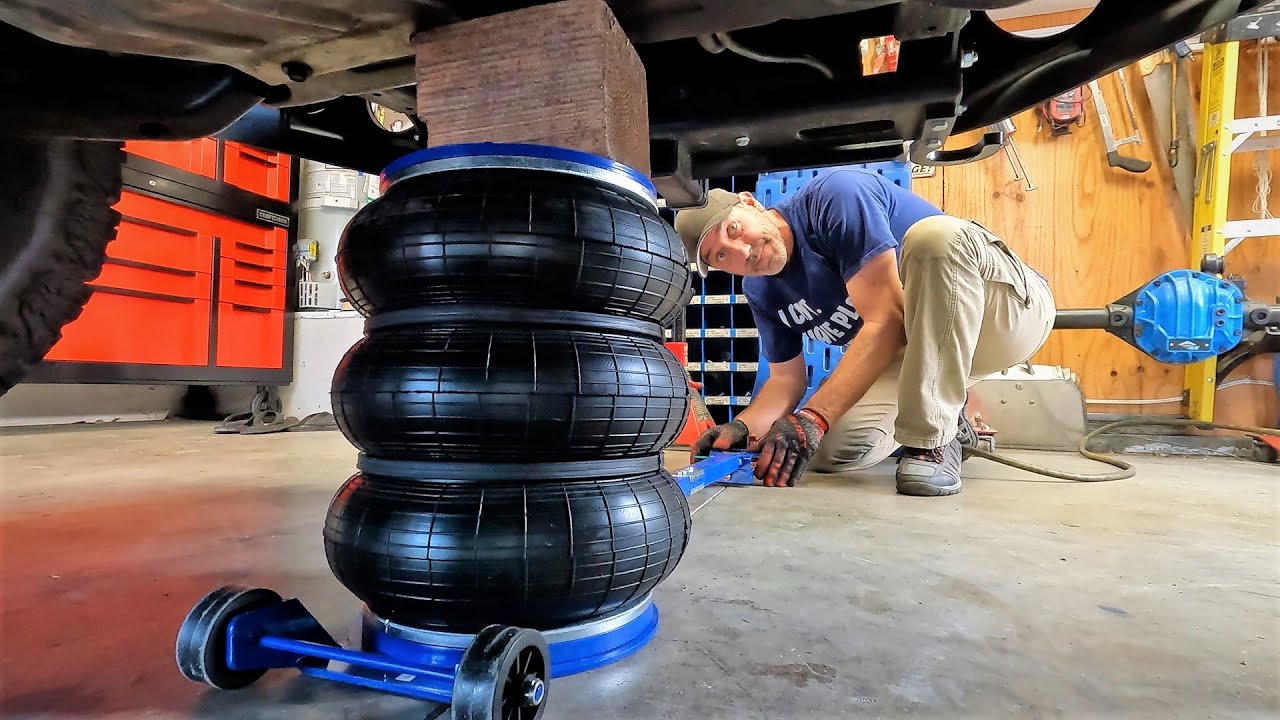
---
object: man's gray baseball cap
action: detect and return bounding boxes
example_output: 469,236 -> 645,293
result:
674,189 -> 739,277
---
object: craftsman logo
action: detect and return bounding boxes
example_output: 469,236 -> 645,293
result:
255,208 -> 291,227
1170,339 -> 1209,351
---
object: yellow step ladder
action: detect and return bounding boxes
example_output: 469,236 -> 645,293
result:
1186,13 -> 1279,421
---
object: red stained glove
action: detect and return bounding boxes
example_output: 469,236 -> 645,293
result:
690,418 -> 752,463
751,408 -> 828,487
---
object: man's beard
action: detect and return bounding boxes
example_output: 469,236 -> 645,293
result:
753,222 -> 789,275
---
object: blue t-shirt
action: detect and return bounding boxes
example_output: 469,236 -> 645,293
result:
744,169 -> 943,363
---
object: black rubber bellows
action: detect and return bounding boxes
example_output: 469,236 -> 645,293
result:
332,327 -> 687,462
326,466 -> 688,629
325,155 -> 692,632
336,168 -> 690,327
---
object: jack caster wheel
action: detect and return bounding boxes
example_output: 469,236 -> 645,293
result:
452,625 -> 549,720
176,585 -> 283,690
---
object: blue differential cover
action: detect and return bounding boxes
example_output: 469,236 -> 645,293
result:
381,142 -> 656,198
1131,269 -> 1244,364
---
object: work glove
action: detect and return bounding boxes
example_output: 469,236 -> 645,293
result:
752,408 -> 828,487
690,419 -> 751,462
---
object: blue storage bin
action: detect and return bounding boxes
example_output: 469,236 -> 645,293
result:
750,336 -> 848,407
756,161 -> 910,208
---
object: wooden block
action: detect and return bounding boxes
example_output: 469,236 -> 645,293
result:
412,0 -> 650,175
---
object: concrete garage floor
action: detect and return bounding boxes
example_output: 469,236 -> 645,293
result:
2,422 -> 1277,719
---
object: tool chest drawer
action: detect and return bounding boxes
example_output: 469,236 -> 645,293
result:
45,292 -> 211,366
124,138 -> 218,179
213,214 -> 288,311
222,141 -> 292,201
94,261 -> 213,301
218,274 -> 287,310
218,256 -> 287,288
216,303 -> 285,369
112,193 -> 217,273
219,240 -> 286,274
214,217 -> 288,269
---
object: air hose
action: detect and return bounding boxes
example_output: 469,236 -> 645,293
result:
963,417 -> 1280,482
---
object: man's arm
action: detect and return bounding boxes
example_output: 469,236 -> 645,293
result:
801,250 -> 905,424
735,355 -> 808,439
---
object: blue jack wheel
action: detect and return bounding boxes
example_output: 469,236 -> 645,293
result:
452,625 -> 549,720
176,585 -> 283,690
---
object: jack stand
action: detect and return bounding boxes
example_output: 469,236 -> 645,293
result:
213,385 -> 301,434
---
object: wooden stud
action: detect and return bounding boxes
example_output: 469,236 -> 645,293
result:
412,0 -> 650,174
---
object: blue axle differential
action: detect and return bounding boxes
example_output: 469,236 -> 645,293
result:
1053,268 -> 1279,364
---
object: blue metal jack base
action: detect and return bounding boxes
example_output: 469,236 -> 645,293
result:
177,586 -> 660,718
672,450 -> 757,496
177,585 -> 552,718
361,595 -> 659,681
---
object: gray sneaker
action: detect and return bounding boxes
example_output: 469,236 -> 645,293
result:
895,439 -> 963,496
955,412 -> 979,460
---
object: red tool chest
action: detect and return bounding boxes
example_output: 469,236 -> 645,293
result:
36,137 -> 295,385
211,214 -> 289,369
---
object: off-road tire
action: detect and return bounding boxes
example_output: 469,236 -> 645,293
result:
0,139 -> 124,395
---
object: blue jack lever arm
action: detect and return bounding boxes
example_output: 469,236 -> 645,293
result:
671,451 -> 757,497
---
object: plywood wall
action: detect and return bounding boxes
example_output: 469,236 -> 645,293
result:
912,42 -> 1278,426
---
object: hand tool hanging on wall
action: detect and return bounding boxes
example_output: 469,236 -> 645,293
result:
1089,73 -> 1152,173
993,118 -> 1036,191
1167,40 -> 1197,169
1138,41 -> 1198,222
1137,49 -> 1180,166
1035,87 -> 1086,135
1115,66 -> 1145,143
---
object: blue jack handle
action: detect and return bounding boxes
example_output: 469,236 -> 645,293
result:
672,451 -> 757,497
258,636 -> 455,681
261,636 -> 455,703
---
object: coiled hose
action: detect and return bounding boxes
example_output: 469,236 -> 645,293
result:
964,417 -> 1280,482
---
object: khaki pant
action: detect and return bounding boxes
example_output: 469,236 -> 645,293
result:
809,215 -> 1055,473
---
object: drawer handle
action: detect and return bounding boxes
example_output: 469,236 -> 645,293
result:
106,257 -> 198,277
236,149 -> 278,166
232,241 -> 274,254
119,214 -> 199,237
231,258 -> 276,271
231,304 -> 273,314
90,284 -> 196,304
233,278 -> 274,289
